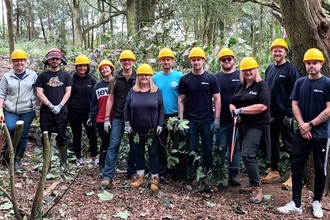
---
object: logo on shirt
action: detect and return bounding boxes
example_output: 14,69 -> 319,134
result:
232,79 -> 240,82
96,88 -> 108,99
47,76 -> 64,87
201,82 -> 209,85
171,81 -> 179,87
279,75 -> 286,78
249,91 -> 257,95
314,89 -> 323,93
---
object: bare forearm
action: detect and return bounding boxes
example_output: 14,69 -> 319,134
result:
178,94 -> 186,119
240,104 -> 267,114
36,88 -> 51,105
311,107 -> 330,126
105,94 -> 114,117
292,101 -> 304,124
213,93 -> 221,118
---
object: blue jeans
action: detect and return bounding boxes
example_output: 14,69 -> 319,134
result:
4,109 -> 35,150
215,121 -> 240,167
103,118 -> 136,180
133,135 -> 159,174
187,121 -> 213,172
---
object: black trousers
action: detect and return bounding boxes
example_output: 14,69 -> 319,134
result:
270,113 -> 294,171
97,122 -> 110,167
291,132 -> 328,207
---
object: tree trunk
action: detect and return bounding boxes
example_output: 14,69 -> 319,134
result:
258,6 -> 263,52
4,0 -> 14,53
126,0 -> 136,37
135,0 -> 157,34
72,0 -> 83,47
25,0 -> 37,39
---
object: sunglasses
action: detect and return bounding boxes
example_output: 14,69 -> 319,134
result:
221,57 -> 232,62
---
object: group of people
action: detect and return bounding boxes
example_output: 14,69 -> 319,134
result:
0,39 -> 329,218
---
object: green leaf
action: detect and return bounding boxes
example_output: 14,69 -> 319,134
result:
46,173 -> 56,179
113,210 -> 130,219
146,138 -> 153,147
85,191 -> 94,196
167,156 -> 179,169
98,190 -> 114,201
63,175 -> 74,182
162,200 -> 172,205
0,201 -> 12,210
206,201 -> 216,208
133,134 -> 140,144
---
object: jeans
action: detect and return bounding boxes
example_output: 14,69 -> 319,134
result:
103,118 -> 136,180
4,109 -> 35,150
187,121 -> 213,172
133,135 -> 159,174
215,121 -> 240,168
239,127 -> 263,186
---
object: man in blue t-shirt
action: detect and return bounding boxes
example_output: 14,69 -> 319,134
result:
278,48 -> 330,219
153,48 -> 186,183
178,47 -> 220,189
215,48 -> 241,186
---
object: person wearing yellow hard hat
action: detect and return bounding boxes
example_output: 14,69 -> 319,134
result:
88,60 -> 115,175
261,39 -> 300,189
153,47 -> 186,183
35,48 -> 73,173
215,48 -> 241,187
278,48 -> 329,218
123,63 -> 164,191
67,54 -> 98,168
229,57 -> 270,204
178,47 -> 221,190
0,49 -> 38,170
100,50 -> 137,187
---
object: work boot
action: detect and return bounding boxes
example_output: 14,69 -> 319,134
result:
203,175 -> 218,192
249,186 -> 263,204
282,173 -> 292,189
150,176 -> 159,191
14,147 -> 26,171
228,167 -> 241,186
239,185 -> 252,194
130,175 -> 144,188
58,145 -> 68,173
261,169 -> 280,183
100,179 -> 111,187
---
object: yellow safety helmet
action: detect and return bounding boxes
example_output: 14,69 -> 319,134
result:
98,60 -> 115,72
270,39 -> 288,50
158,48 -> 175,59
240,57 -> 259,70
136,63 -> 153,75
303,48 -> 325,62
188,47 -> 206,59
119,50 -> 136,61
75,54 -> 90,65
217,48 -> 235,60
11,49 -> 28,60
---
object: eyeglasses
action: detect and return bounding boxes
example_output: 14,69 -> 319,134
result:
221,57 -> 232,62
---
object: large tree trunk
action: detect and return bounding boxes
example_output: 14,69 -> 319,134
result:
26,0 -> 37,39
126,0 -> 136,37
4,0 -> 14,53
135,0 -> 157,34
72,0 -> 83,47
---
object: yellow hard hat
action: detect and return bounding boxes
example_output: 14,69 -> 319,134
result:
136,63 -> 153,75
158,48 -> 175,59
240,57 -> 259,70
98,60 -> 115,72
119,50 -> 136,61
188,47 -> 206,59
270,39 -> 288,50
303,48 -> 325,62
75,54 -> 90,65
11,49 -> 28,60
217,48 -> 235,60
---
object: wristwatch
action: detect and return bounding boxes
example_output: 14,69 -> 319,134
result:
309,121 -> 315,128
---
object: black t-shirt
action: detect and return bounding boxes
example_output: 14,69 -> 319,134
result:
231,80 -> 270,124
178,71 -> 220,123
215,70 -> 240,121
290,75 -> 330,138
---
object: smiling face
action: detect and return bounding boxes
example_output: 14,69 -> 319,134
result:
189,57 -> 205,72
100,65 -> 113,77
272,46 -> 287,65
242,68 -> 256,83
120,59 -> 135,71
77,64 -> 88,76
159,57 -> 174,72
138,74 -> 151,85
220,56 -> 235,72
12,59 -> 26,74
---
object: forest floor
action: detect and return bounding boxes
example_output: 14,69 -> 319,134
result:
1,140 -> 330,220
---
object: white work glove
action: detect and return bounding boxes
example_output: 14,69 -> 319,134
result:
156,126 -> 163,135
104,119 -> 111,133
86,118 -> 93,126
124,121 -> 133,134
52,103 -> 63,115
233,107 -> 244,116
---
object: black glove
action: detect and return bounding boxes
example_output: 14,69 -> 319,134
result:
283,116 -> 292,127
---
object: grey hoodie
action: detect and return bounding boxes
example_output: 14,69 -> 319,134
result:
0,69 -> 38,114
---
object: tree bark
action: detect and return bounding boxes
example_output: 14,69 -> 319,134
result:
25,0 -> 37,39
4,0 -> 14,53
126,0 -> 136,36
72,0 -> 83,47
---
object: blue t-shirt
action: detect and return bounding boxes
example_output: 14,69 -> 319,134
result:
178,71 -> 220,123
290,75 -> 330,138
153,70 -> 183,115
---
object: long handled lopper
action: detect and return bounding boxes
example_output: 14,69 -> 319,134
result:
230,115 -> 238,162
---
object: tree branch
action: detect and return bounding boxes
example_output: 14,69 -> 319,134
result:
82,12 -> 125,35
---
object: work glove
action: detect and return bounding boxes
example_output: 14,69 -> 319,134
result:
53,103 -> 64,115
35,106 -> 40,120
210,118 -> 220,134
86,118 -> 93,126
47,103 -> 55,112
156,126 -> 163,135
124,121 -> 133,134
232,107 -> 244,116
283,116 -> 292,127
104,119 -> 111,133
0,108 -> 4,121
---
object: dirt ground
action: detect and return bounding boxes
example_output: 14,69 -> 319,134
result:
1,141 -> 329,220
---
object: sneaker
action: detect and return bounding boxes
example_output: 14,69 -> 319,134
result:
249,186 -> 263,204
93,158 -> 99,166
239,185 -> 252,194
277,201 -> 302,214
261,170 -> 280,184
312,201 -> 323,218
76,158 -> 85,167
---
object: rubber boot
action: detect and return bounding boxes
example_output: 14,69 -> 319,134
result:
228,167 -> 241,186
58,145 -> 68,173
98,150 -> 106,176
14,147 -> 26,171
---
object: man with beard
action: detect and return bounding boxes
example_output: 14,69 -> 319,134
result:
36,48 -> 73,172
277,48 -> 330,218
261,39 -> 300,189
215,48 -> 241,186
178,47 -> 220,189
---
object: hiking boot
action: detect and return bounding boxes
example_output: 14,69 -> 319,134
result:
100,179 -> 111,187
249,186 -> 263,204
282,173 -> 292,189
203,175 -> 218,192
14,147 -> 26,171
130,175 -> 144,188
228,167 -> 240,186
312,201 -> 323,218
239,185 -> 252,194
260,170 -> 280,183
76,158 -> 85,167
150,176 -> 159,191
277,201 -> 302,214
